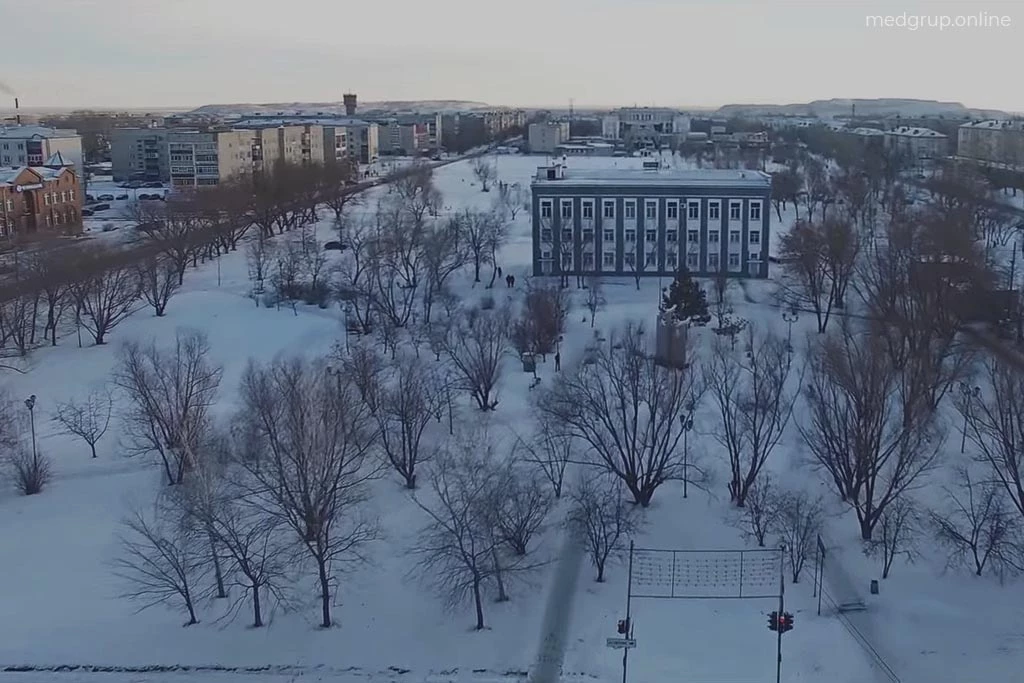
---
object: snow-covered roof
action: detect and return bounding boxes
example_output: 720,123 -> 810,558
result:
45,151 -> 71,167
886,126 -> 946,138
533,167 -> 770,188
959,119 -> 1024,131
847,127 -> 885,136
0,165 -> 70,186
0,125 -> 79,140
233,116 -> 374,128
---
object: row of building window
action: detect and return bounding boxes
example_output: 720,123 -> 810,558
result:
541,249 -> 761,273
541,198 -> 762,222
42,189 -> 75,206
542,227 -> 761,245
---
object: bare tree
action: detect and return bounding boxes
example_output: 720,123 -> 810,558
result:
115,329 -> 223,485
52,387 -> 112,459
130,194 -> 206,285
710,266 -> 734,327
705,326 -> 797,507
421,218 -> 469,323
774,489 -> 824,583
136,256 -> 181,317
492,467 -> 553,556
868,495 -> 920,579
237,356 -> 380,628
584,276 -> 605,328
8,443 -> 52,496
731,475 -> 779,548
800,321 -> 942,540
777,218 -> 859,333
959,359 -> 1024,520
410,432 -> 507,630
471,156 -> 496,192
496,183 -> 527,221
333,217 -> 378,334
517,414 -> 573,499
571,473 -> 640,582
70,255 -> 141,345
538,322 -> 703,507
459,209 -> 501,284
930,468 -> 1020,577
513,282 -> 571,360
31,250 -> 72,346
113,498 -> 209,626
443,304 -> 510,411
245,233 -> 273,302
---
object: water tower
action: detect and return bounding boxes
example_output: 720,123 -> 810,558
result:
343,93 -> 357,116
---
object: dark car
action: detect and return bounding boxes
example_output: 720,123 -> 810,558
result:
91,203 -> 111,211
81,208 -> 94,217
97,194 -> 115,201
323,241 -> 348,251
143,181 -> 163,188
138,194 -> 154,200
116,194 -> 129,201
85,194 -> 95,202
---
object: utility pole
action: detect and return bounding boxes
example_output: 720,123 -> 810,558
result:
622,540 -> 634,683
776,545 -> 785,683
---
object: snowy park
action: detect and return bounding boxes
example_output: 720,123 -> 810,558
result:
0,152 -> 1022,683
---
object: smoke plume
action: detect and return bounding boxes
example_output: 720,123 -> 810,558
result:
0,81 -> 16,97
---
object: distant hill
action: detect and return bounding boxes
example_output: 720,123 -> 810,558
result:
188,100 -> 491,117
714,98 -> 1009,120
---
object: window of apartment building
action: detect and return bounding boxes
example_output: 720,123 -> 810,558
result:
582,201 -> 594,219
583,253 -> 594,268
666,201 -> 679,220
749,230 -> 761,245
646,229 -> 656,242
603,200 -> 615,218
645,201 -> 657,219
750,201 -> 762,221
709,202 -> 720,220
687,201 -> 700,220
625,252 -> 635,267
561,253 -> 572,269
541,228 -> 552,241
729,201 -> 742,220
729,230 -> 740,244
687,229 -> 699,243
541,250 -> 552,260
748,261 -> 761,276
624,201 -> 636,220
646,252 -> 657,266
625,229 -> 636,242
728,253 -> 740,269
561,228 -> 573,241
603,252 -> 615,267
667,230 -> 677,243
667,252 -> 678,268
709,230 -> 720,243
583,228 -> 594,241
541,200 -> 552,218
687,252 -> 699,268
708,253 -> 720,270
561,200 -> 573,219
603,228 -> 615,242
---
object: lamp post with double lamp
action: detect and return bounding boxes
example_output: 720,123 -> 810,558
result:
958,382 -> 980,454
781,307 -> 799,354
679,406 -> 695,498
24,394 -> 37,461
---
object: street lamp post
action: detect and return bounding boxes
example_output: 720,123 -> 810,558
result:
680,407 -> 694,498
959,382 -> 980,453
24,394 -> 37,461
781,307 -> 799,353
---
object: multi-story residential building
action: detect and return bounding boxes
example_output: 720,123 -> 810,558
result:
0,160 -> 82,238
111,128 -> 170,181
601,108 -> 691,148
234,116 -> 378,163
957,120 -> 1024,170
844,127 -> 886,150
167,130 -> 254,188
0,125 -> 84,170
376,119 -> 429,155
479,109 -> 526,137
531,164 -> 771,279
884,126 -> 948,164
244,123 -> 326,169
528,122 -> 570,154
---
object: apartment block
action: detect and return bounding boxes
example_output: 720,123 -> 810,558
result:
0,163 -> 82,238
168,130 -> 253,188
234,116 -> 378,164
531,164 -> 771,279
957,120 -> 1024,170
0,125 -> 84,170
884,126 -> 948,164
111,128 -> 170,181
601,108 -> 691,149
528,122 -> 570,154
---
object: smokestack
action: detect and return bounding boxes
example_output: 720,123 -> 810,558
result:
14,97 -> 19,125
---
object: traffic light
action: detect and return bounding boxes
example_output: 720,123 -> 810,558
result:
617,618 -> 630,635
780,612 -> 794,633
767,611 -> 778,632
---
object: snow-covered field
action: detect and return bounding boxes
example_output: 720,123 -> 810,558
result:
0,153 -> 1020,683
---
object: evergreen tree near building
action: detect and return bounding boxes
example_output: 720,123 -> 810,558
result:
661,266 -> 711,325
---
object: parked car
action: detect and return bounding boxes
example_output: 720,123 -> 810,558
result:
138,194 -> 154,200
115,194 -> 129,201
97,194 -> 115,201
323,241 -> 348,251
143,181 -> 163,188
85,194 -> 95,202
91,203 -> 111,211
81,209 -> 94,217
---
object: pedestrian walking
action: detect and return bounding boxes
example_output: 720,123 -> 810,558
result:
554,352 -> 561,371
497,266 -> 503,279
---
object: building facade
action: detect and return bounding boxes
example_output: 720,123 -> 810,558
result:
884,126 -> 948,164
957,120 -> 1024,170
0,165 -> 82,238
168,130 -> 253,188
531,165 -> 771,279
111,128 -> 170,181
601,108 -> 691,148
528,122 -> 570,154
0,126 -> 84,170
234,116 -> 378,163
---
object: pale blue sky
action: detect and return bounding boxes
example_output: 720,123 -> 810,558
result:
1,0 -> 1020,111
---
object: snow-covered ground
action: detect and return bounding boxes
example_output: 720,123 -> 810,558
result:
0,153 -> 1019,683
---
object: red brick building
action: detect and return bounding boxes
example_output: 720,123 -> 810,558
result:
0,157 -> 82,238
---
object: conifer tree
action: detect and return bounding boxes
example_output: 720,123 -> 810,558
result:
661,266 -> 710,325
